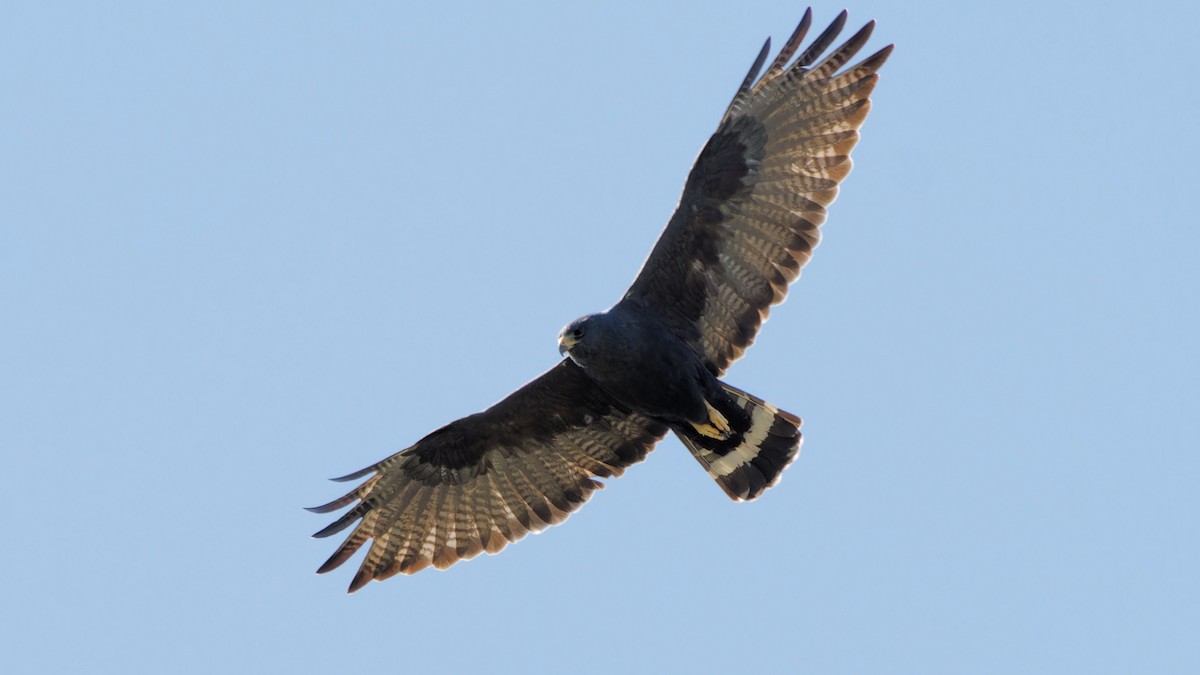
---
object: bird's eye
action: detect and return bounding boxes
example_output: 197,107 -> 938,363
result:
572,328 -> 584,339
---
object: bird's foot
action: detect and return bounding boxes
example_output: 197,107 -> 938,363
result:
692,401 -> 733,440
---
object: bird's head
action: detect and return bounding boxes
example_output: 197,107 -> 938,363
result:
557,315 -> 592,359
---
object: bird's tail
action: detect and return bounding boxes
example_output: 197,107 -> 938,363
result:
674,382 -> 802,501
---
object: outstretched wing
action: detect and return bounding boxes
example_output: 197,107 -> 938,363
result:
309,360 -> 667,592
622,9 -> 893,374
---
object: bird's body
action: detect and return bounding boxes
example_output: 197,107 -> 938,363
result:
312,8 -> 892,592
559,304 -> 717,426
558,301 -> 802,501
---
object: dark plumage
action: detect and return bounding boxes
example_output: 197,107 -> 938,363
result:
312,8 -> 892,592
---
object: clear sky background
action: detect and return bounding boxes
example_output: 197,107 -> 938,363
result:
2,1 -> 1197,673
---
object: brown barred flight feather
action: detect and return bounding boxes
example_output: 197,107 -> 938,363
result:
311,361 -> 667,592
625,8 -> 892,374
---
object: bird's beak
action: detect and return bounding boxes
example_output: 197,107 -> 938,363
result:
558,332 -> 578,357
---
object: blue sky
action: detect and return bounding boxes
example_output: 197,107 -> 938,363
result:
2,1 -> 1198,672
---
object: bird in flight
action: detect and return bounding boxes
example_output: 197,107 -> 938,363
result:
311,8 -> 892,592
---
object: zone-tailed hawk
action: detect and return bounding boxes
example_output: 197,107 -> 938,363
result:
311,8 -> 892,592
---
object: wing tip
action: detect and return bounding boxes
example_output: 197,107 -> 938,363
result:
330,466 -> 375,482
347,569 -> 373,594
873,42 -> 896,66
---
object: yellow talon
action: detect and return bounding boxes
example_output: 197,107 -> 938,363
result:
692,401 -> 732,440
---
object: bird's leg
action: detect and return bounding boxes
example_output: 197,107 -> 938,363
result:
691,400 -> 733,440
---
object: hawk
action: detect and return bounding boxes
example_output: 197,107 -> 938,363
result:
311,8 -> 892,592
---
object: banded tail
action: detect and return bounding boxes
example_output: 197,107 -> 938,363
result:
675,382 -> 802,501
